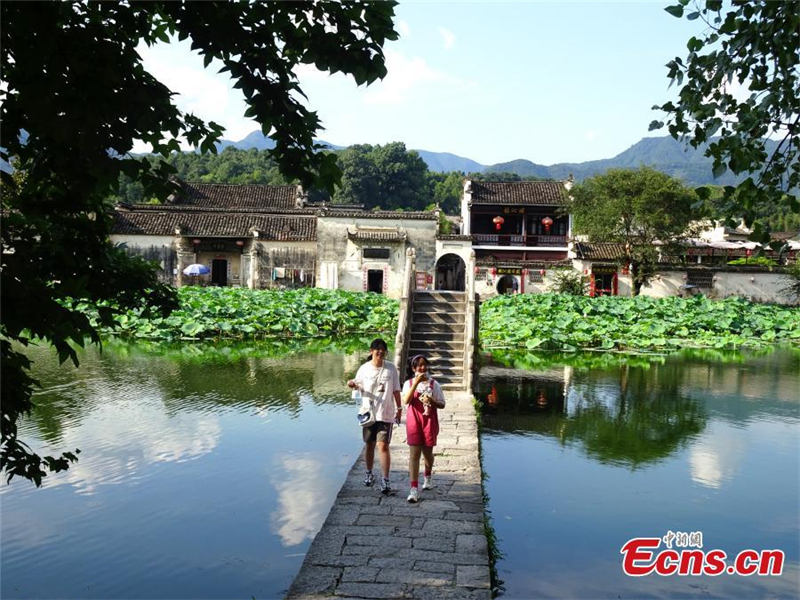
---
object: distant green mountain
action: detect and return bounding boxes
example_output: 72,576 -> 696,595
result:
487,136 -> 781,186
216,131 -> 779,187
412,149 -> 484,174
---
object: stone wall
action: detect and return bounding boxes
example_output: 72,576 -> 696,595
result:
111,234 -> 178,284
316,216 -> 437,298
640,268 -> 797,305
256,242 -> 317,289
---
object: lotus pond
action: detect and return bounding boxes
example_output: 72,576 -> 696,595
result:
478,346 -> 800,599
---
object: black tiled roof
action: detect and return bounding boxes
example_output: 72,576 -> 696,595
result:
124,203 -> 317,216
469,181 -> 568,206
112,209 -> 316,240
320,209 -> 437,220
573,242 -> 627,260
170,182 -> 301,210
347,230 -> 408,242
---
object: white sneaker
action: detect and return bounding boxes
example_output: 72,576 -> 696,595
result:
422,475 -> 433,490
406,487 -> 419,503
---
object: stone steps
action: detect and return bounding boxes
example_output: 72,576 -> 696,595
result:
407,290 -> 469,390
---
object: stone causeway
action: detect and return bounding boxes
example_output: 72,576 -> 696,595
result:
286,390 -> 490,599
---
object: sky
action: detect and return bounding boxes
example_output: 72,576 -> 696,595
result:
136,1 -> 705,166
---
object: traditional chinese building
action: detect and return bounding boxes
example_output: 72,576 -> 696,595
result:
459,179 -> 573,296
110,181 -> 439,298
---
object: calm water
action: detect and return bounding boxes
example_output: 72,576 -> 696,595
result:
478,348 -> 800,599
1,341 -> 369,600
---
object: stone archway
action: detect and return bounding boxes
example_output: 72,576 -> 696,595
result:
435,253 -> 466,291
496,274 -> 518,295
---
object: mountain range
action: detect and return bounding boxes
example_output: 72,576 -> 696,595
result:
218,132 -> 779,187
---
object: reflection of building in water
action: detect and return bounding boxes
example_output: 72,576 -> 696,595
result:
476,366 -> 567,415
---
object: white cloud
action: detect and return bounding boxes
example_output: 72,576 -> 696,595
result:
133,39 -> 256,151
396,19 -> 411,38
363,50 -> 462,105
38,393 -> 221,495
269,454 -> 331,546
688,423 -> 747,489
438,26 -> 456,50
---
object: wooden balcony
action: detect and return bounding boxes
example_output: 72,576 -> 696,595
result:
472,233 -> 568,247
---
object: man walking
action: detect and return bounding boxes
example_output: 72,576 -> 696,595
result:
347,338 -> 402,494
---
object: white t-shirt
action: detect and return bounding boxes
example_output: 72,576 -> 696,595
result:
401,378 -> 446,407
354,360 -> 401,423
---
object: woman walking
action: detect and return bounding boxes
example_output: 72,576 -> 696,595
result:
401,354 -> 446,503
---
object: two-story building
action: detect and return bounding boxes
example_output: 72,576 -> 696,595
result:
458,179 -> 573,296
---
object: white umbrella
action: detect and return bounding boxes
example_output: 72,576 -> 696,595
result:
183,263 -> 210,276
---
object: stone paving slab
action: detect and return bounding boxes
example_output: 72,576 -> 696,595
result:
286,391 -> 490,599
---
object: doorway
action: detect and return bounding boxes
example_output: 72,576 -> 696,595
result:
496,274 -> 518,295
435,253 -> 466,291
211,259 -> 228,286
367,269 -> 384,294
590,267 -> 617,296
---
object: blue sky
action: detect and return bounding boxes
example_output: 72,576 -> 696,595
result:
137,1 -> 703,166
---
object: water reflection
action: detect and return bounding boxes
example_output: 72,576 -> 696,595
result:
478,347 -> 800,599
2,341 -> 366,600
270,453 -> 331,546
478,363 -> 707,467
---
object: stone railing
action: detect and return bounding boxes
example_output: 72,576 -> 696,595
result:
463,250 -> 477,391
393,247 -> 416,371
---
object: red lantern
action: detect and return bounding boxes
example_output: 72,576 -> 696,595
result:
492,216 -> 505,231
192,238 -> 201,245
491,267 -> 497,276
541,216 -> 553,234
235,240 -> 245,247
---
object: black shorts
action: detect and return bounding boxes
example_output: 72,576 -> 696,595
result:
362,421 -> 393,444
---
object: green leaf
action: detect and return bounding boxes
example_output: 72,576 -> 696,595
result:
664,5 -> 684,18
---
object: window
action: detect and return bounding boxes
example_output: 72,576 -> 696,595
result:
363,247 -> 390,259
686,269 -> 713,288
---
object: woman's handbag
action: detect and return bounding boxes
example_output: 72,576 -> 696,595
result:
357,392 -> 376,427
357,407 -> 376,427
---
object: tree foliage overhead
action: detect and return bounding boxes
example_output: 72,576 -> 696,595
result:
0,1 -> 397,485
650,0 -> 800,241
568,168 -> 701,294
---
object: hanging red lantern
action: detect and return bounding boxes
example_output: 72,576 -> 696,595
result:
192,238 -> 201,245
235,239 -> 245,247
491,267 -> 497,276
541,216 -> 554,234
492,215 -> 505,231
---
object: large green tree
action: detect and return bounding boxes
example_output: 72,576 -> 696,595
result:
0,1 -> 397,485
333,142 -> 429,210
568,168 -> 700,294
650,0 -> 799,241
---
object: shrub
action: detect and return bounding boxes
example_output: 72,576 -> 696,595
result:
548,269 -> 589,295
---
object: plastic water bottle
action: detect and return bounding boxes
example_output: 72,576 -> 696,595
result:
352,388 -> 362,406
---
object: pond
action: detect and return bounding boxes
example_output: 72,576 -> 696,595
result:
477,347 -> 800,599
1,340 -> 372,599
